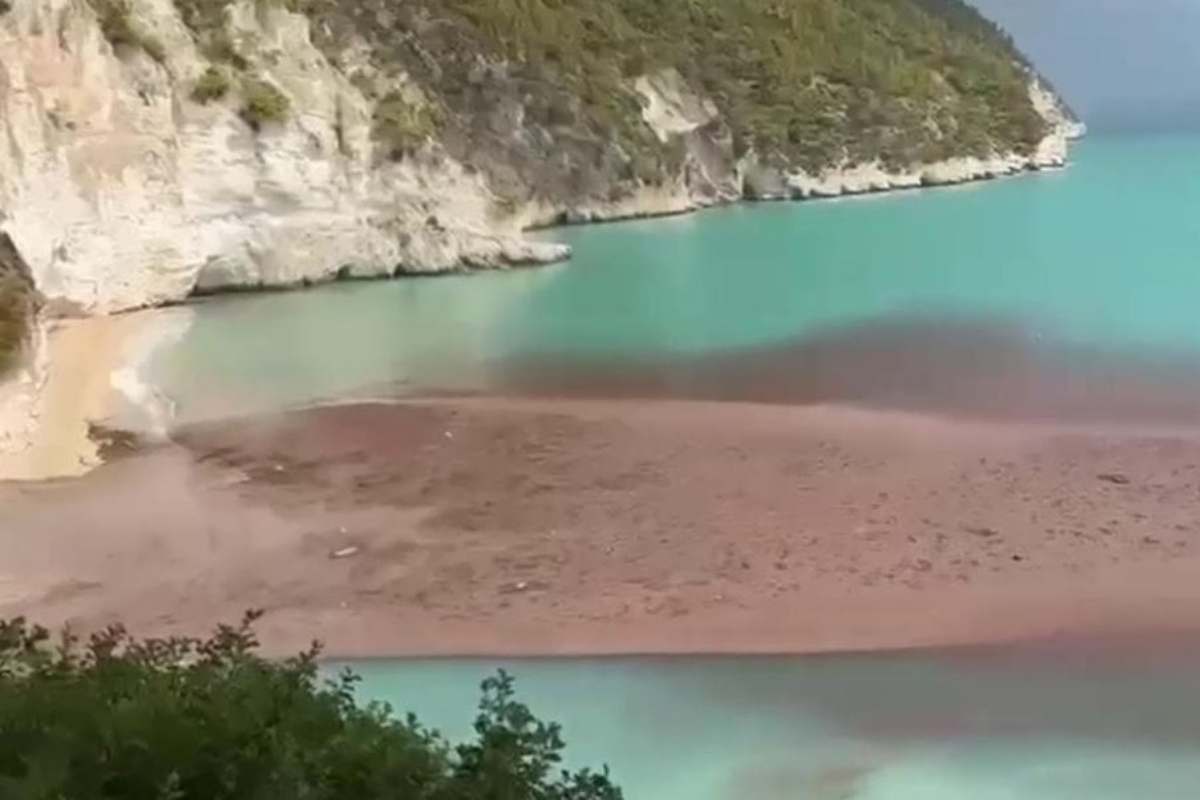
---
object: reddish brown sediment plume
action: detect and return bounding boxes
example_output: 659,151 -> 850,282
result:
6,396 -> 1200,658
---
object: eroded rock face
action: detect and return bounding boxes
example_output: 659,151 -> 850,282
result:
0,0 -> 1080,315
0,0 -> 569,314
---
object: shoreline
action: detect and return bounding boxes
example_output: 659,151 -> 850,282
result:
519,164 -> 1047,233
7,395 -> 1200,660
151,114 -> 1089,303
318,622 -> 1200,664
186,150 -> 1081,302
0,141 -> 1084,474
0,308 -> 191,481
524,159 -> 1071,235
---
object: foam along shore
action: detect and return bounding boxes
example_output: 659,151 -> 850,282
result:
0,308 -> 191,481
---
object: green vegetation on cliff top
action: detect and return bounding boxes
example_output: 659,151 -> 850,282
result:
89,0 -> 1054,189
312,0 -> 1047,174
88,0 -> 168,63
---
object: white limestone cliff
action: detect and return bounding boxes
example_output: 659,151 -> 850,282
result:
539,68 -> 1084,216
0,1 -> 1081,316
0,0 -> 569,316
742,78 -> 1083,202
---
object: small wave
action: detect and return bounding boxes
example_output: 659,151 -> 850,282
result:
109,308 -> 195,440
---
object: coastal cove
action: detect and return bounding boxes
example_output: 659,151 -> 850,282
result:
8,130 -> 1200,797
147,134 -> 1200,426
0,0 -> 1077,315
7,134 -> 1200,657
0,131 -> 1085,479
8,0 -> 1200,797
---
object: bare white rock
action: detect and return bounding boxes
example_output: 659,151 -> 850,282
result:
0,0 -> 569,315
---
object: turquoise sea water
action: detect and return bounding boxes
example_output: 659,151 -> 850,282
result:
162,136 -> 1200,794
333,647 -> 1200,800
155,134 -> 1200,421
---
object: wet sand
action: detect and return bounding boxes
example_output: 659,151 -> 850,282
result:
7,396 -> 1200,658
0,309 -> 189,481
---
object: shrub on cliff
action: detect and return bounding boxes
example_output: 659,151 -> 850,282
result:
89,0 -> 167,64
192,65 -> 232,103
372,91 -> 442,160
175,0 -> 250,68
304,0 -> 1049,184
0,611 -> 622,800
240,78 -> 291,129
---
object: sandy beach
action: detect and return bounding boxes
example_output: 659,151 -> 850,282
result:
0,309 -> 190,482
6,395 -> 1200,658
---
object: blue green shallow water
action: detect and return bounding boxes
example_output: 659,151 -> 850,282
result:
331,648 -> 1200,800
155,135 -> 1200,421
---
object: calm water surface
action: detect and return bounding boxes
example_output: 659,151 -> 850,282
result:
162,136 -> 1200,793
332,646 -> 1200,800
154,134 -> 1200,422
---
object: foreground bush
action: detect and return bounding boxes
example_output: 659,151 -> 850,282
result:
0,611 -> 621,800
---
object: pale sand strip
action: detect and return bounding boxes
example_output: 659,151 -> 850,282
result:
0,308 -> 191,481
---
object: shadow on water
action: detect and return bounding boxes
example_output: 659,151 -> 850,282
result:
491,314 -> 1200,426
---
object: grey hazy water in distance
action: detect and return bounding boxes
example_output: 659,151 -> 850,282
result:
969,0 -> 1200,132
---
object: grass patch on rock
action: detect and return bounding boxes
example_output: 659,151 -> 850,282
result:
89,0 -> 167,64
192,65 -> 232,103
175,0 -> 250,67
240,77 -> 290,129
305,0 -> 1049,186
372,91 -> 441,160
